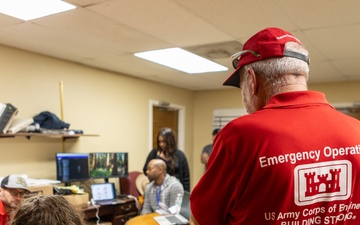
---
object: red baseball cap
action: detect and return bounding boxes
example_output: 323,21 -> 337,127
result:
223,27 -> 309,88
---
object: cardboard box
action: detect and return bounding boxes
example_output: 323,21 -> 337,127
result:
26,184 -> 53,198
63,193 -> 89,208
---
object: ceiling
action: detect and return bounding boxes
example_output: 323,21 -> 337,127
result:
1,0 -> 360,91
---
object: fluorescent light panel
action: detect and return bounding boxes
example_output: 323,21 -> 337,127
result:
134,47 -> 228,74
0,0 -> 76,21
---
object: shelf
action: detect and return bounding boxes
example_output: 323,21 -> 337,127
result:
0,132 -> 99,140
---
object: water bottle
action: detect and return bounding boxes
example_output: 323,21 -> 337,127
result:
175,193 -> 182,214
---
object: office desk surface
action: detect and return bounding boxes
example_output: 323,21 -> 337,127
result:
125,213 -> 159,225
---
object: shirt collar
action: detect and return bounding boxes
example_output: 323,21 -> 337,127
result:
263,91 -> 333,110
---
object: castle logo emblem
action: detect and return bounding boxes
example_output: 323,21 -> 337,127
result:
294,160 -> 351,206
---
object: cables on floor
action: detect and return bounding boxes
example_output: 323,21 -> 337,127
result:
90,198 -> 100,225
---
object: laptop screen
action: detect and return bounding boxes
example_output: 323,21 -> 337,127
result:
91,183 -> 116,201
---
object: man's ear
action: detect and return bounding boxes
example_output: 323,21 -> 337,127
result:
247,68 -> 258,95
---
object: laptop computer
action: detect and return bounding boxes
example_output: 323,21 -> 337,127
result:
91,182 -> 126,205
153,191 -> 190,225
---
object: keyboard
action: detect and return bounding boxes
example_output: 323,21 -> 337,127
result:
96,199 -> 126,205
167,216 -> 185,224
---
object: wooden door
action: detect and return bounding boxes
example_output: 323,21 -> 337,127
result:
152,106 -> 179,148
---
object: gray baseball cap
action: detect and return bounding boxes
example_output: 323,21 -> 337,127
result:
1,175 -> 30,192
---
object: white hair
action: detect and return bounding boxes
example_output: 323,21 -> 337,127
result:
240,42 -> 310,94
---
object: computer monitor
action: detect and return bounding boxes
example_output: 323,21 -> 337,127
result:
55,153 -> 90,185
89,152 -> 128,182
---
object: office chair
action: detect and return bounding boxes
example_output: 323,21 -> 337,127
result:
119,171 -> 142,197
180,191 -> 191,220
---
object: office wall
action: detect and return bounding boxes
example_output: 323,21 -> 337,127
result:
1,44 -> 360,191
0,45 -> 195,184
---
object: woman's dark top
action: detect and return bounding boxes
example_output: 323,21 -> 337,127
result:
143,148 -> 190,192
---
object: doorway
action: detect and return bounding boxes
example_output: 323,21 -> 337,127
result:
152,106 -> 179,148
148,100 -> 185,151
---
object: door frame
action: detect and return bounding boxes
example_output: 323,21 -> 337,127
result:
148,100 -> 185,151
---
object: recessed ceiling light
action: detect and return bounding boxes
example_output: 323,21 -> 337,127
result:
134,47 -> 228,74
0,0 -> 76,21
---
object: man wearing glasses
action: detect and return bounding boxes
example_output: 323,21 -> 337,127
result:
0,175 -> 29,225
190,27 -> 360,225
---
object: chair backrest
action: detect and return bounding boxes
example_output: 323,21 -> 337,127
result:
180,191 -> 191,220
119,171 -> 142,197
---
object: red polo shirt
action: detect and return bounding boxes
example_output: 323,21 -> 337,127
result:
0,200 -> 8,225
191,91 -> 360,225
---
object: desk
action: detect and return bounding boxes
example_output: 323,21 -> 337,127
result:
125,213 -> 159,225
82,198 -> 138,225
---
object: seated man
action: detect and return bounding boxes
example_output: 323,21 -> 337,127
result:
141,159 -> 184,215
0,174 -> 30,225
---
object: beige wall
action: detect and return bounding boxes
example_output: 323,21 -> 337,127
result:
0,45 -> 194,184
1,44 -> 360,191
192,89 -> 242,183
308,82 -> 360,103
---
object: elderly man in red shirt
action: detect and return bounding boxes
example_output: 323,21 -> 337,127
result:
190,27 -> 360,225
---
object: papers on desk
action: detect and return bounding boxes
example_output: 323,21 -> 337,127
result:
26,178 -> 60,186
0,174 -> 60,187
155,209 -> 171,215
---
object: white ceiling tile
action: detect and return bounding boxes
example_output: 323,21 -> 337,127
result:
274,0 -> 360,29
0,13 -> 23,26
33,8 -> 171,52
0,23 -> 124,62
333,59 -> 360,78
0,0 -> 360,90
65,0 -> 108,7
303,25 -> 360,60
174,0 -> 300,39
88,0 -> 233,46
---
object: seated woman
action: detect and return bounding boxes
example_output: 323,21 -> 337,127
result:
143,127 -> 190,192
